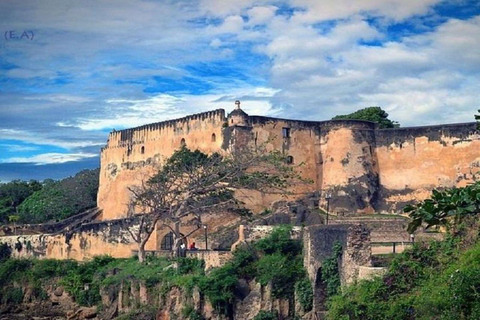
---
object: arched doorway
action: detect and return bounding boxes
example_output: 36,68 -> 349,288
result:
160,232 -> 174,250
160,232 -> 187,250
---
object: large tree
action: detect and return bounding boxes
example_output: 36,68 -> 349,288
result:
128,146 -> 306,263
333,106 -> 399,129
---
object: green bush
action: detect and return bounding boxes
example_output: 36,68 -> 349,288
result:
182,305 -> 204,320
0,258 -> 31,286
255,225 -> 301,257
230,246 -> 257,279
256,253 -> 304,298
198,225 -> 309,315
199,264 -> 238,315
2,287 -> 24,304
321,241 -> 342,297
61,256 -> 114,306
295,276 -> 313,312
254,310 -> 278,320
177,257 -> 204,275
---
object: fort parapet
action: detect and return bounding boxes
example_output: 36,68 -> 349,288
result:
97,104 -> 480,220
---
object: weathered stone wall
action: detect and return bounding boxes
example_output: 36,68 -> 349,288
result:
303,224 -> 371,287
375,123 -> 480,212
97,106 -> 480,219
98,110 -> 227,220
302,224 -> 371,313
0,210 -> 244,261
319,122 -> 379,213
330,218 -> 410,242
0,217 -> 156,260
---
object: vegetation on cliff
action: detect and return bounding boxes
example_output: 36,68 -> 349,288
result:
327,232 -> 480,319
0,168 -> 99,224
332,106 -> 399,128
0,225 -> 312,319
195,225 -> 312,316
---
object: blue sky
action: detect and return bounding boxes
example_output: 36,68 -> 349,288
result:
0,0 -> 479,182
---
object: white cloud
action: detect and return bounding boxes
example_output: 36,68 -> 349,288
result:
209,38 -> 223,48
0,144 -> 38,153
199,0 -> 256,17
1,153 -> 97,165
0,129 -> 103,149
209,15 -> 245,34
69,86 -> 281,131
25,94 -> 92,103
291,0 -> 440,23
247,6 -> 277,25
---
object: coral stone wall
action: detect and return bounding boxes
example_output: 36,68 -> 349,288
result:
0,218 -> 154,260
238,116 -> 322,211
97,107 -> 480,220
319,121 -> 378,213
97,110 -> 226,220
375,123 -> 480,212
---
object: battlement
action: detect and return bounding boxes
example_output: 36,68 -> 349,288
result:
104,109 -> 226,149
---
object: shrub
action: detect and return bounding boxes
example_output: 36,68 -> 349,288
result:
322,241 -> 342,297
256,253 -> 304,298
2,287 -> 24,304
182,305 -> 204,320
254,310 -> 278,320
255,225 -> 301,257
0,243 -> 11,261
199,264 -> 238,316
295,276 -> 313,312
327,236 -> 480,320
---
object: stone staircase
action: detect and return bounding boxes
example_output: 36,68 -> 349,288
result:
0,207 -> 102,236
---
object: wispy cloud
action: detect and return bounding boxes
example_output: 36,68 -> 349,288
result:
1,153 -> 97,165
0,144 -> 38,153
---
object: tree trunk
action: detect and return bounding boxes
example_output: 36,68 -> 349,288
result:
172,221 -> 182,257
138,241 -> 146,263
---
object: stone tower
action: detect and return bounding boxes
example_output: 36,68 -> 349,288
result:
227,100 -> 249,126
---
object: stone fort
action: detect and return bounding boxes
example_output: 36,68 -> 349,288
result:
98,102 -> 480,221
1,102 -> 478,304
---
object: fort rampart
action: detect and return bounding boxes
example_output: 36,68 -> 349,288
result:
97,105 -> 480,220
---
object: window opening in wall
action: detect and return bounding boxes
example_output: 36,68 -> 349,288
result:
141,146 -> 145,154
282,127 -> 291,138
180,138 -> 186,147
286,155 -> 294,164
211,133 -> 216,142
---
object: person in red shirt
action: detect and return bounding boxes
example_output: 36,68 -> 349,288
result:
189,242 -> 197,250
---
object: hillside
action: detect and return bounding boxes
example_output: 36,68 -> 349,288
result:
0,168 -> 99,224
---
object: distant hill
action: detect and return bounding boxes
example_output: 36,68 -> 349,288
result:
0,168 -> 99,224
